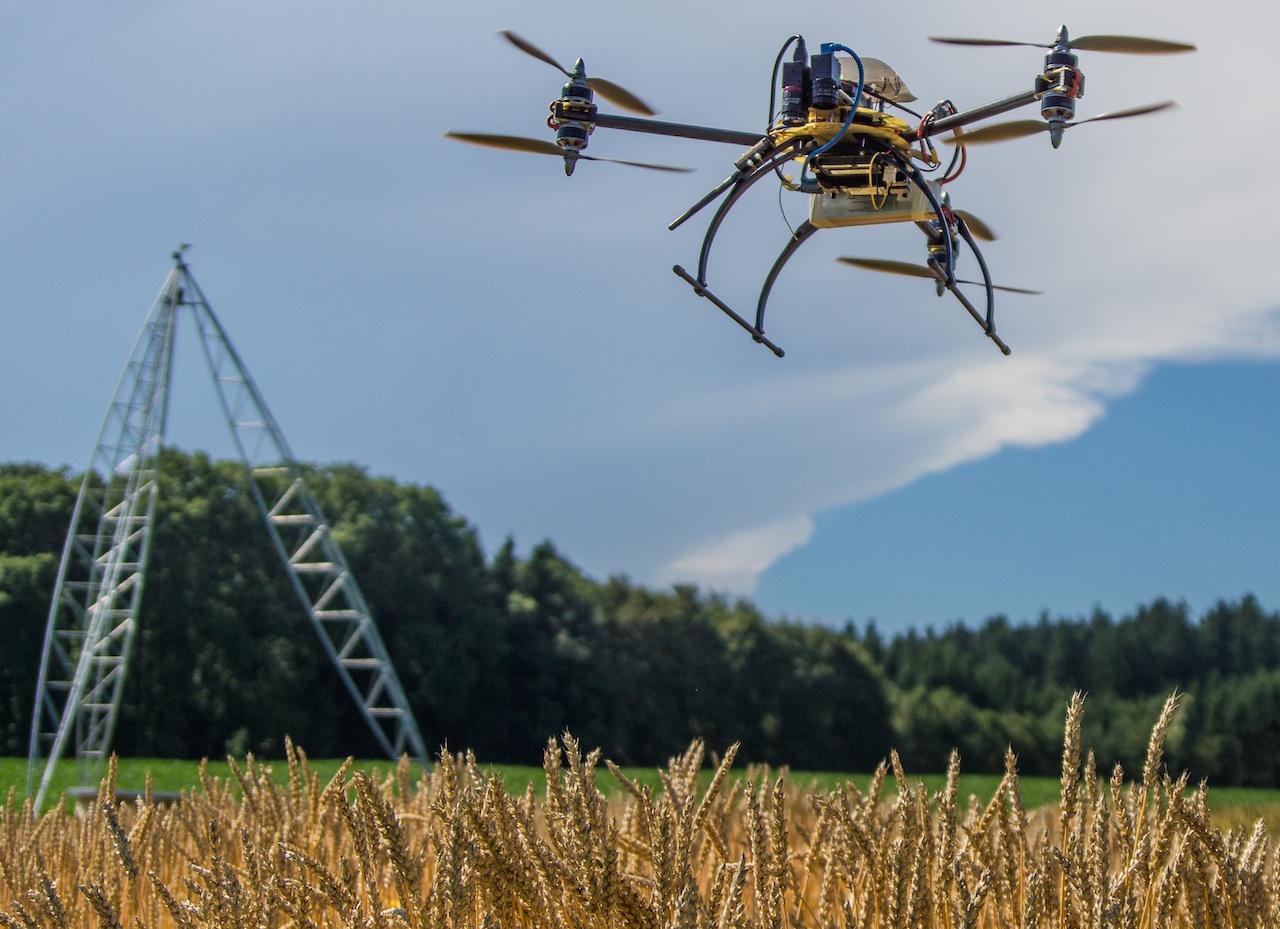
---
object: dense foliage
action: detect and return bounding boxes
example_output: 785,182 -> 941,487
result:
1,454 -> 1278,785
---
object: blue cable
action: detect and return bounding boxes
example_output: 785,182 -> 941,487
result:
800,43 -> 864,189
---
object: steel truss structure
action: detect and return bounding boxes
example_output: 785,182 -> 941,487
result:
27,253 -> 426,808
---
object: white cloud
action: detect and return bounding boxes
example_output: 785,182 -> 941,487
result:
658,512 -> 815,592
647,355 -> 1142,591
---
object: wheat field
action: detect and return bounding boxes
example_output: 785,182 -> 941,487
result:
1,693 -> 1276,929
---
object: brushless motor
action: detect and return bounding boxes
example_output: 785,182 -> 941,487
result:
554,61 -> 594,153
1037,48 -> 1084,148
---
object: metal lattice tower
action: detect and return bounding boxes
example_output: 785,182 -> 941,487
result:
27,253 -> 426,808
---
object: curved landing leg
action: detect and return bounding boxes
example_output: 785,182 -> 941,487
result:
942,278 -> 1011,355
900,149 -> 1010,355
946,216 -> 1009,354
896,155 -> 955,286
672,220 -> 820,358
670,142 -> 805,358
955,217 -> 996,332
756,221 -> 818,334
924,252 -> 1010,355
694,143 -> 803,285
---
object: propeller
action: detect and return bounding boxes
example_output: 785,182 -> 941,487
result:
836,257 -> 1042,295
950,101 -> 1175,146
929,33 -> 1196,54
500,30 -> 657,116
953,210 -> 996,242
444,132 -> 692,173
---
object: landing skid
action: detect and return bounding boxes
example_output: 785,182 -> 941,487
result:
669,139 -> 1013,358
673,265 -> 785,357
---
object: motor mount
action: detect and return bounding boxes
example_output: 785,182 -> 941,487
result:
548,58 -> 596,174
1036,26 -> 1086,148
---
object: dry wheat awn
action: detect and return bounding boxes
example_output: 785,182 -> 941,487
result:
1,693 -> 1276,929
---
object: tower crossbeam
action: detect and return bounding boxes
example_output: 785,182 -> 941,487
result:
27,254 -> 426,809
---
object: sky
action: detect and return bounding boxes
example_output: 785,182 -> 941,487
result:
755,360 -> 1280,630
2,2 -> 1278,631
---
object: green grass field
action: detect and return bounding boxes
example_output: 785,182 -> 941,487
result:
7,755 -> 1280,830
1,755 -> 1057,807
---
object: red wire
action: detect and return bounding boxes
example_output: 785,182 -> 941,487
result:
917,112 -> 933,160
941,143 -> 966,184
940,128 -> 966,184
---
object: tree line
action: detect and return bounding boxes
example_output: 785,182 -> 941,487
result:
1,454 -> 1276,785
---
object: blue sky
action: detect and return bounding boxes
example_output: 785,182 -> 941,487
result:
756,361 -> 1280,631
2,2 -> 1277,620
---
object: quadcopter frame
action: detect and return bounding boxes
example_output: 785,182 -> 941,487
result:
554,100 -> 1020,357
452,26 -> 1189,359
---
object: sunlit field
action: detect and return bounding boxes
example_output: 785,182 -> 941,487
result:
5,696 -> 1280,929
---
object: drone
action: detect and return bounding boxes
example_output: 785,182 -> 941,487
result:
447,27 -> 1194,357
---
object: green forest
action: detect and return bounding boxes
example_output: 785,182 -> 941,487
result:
2,452 -> 1278,785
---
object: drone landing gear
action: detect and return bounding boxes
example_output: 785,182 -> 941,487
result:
671,142 -> 812,358
673,265 -> 785,356
672,219 -> 817,358
896,156 -> 1013,356
948,216 -> 1010,355
932,261 -> 1012,356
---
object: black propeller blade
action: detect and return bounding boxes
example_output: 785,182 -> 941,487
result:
929,34 -> 1196,54
952,101 -> 1176,146
837,257 -> 1042,295
499,31 -> 658,116
444,132 -> 691,173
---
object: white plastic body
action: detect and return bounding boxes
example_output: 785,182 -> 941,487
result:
807,178 -> 940,229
